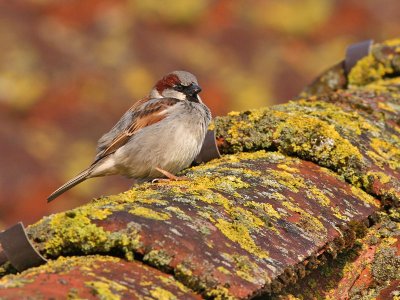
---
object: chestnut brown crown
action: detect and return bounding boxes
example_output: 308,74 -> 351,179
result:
150,71 -> 202,102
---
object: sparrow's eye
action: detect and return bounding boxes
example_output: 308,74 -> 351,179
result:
173,84 -> 185,92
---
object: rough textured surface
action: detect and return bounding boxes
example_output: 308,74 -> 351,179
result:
301,38 -> 400,97
214,41 -> 400,207
276,209 -> 400,299
0,255 -> 200,300
3,152 -> 381,298
0,39 -> 399,299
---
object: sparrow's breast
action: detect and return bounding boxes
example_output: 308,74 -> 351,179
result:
113,101 -> 211,178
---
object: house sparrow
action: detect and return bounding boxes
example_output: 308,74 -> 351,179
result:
47,71 -> 211,202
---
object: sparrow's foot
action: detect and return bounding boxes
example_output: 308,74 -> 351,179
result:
152,167 -> 189,183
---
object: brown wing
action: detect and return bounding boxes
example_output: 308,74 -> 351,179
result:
95,98 -> 180,161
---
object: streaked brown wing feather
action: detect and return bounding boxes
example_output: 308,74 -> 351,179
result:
96,98 -> 179,160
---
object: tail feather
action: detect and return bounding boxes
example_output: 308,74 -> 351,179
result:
47,169 -> 91,202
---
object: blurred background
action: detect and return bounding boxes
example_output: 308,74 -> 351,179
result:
1,0 -> 399,229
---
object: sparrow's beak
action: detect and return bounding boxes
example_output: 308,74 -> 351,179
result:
186,84 -> 202,97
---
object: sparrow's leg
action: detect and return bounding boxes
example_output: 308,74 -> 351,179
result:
152,167 -> 188,183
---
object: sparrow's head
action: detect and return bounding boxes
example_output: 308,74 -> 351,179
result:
150,71 -> 202,102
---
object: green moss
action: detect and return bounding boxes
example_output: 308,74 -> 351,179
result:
29,212 -> 141,260
18,141 -> 394,297
145,156 -> 275,259
388,207 -> 400,221
214,108 -> 274,154
45,212 -> 109,255
174,262 -> 208,294
371,248 -> 400,283
143,250 -> 173,271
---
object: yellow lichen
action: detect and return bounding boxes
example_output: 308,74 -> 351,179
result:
89,208 -> 113,220
273,114 -> 363,168
217,266 -> 231,275
377,101 -> 397,113
139,280 -> 152,286
236,269 -> 256,283
85,280 -> 127,300
215,218 -> 269,258
228,111 -> 241,117
244,201 -> 282,219
205,286 -> 234,300
348,54 -> 392,86
277,163 -> 299,173
308,185 -> 331,206
149,286 -> 177,300
268,169 -> 306,193
156,275 -> 191,294
230,207 -> 265,228
364,171 -> 392,185
331,206 -> 347,221
207,121 -> 215,131
135,198 -> 169,205
223,252 -> 269,285
143,250 -> 172,269
1,256 -> 122,289
247,108 -> 268,122
0,277 -> 34,289
129,207 -> 170,221
294,100 -> 379,136
282,200 -> 327,237
271,192 -> 287,201
165,206 -> 192,221
45,213 -> 109,255
383,38 -> 400,47
227,120 -> 254,143
368,138 -> 400,170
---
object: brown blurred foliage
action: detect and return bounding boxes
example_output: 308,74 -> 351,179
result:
1,0 -> 400,228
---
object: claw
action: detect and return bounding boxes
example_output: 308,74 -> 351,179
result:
153,167 -> 189,182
